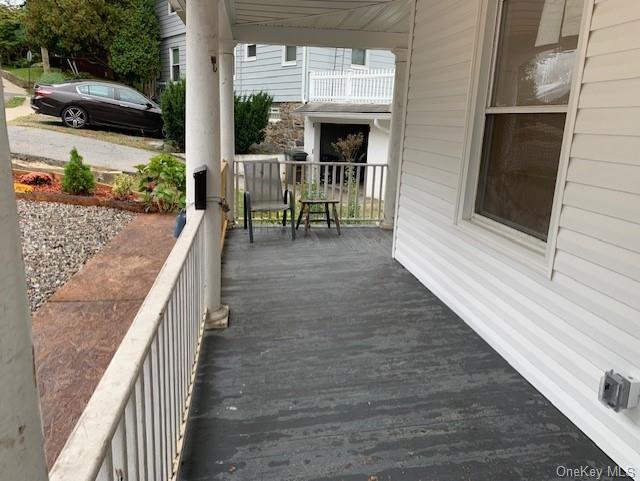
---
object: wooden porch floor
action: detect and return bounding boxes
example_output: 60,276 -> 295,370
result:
179,227 -> 622,481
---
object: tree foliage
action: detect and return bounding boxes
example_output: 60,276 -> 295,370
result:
234,92 -> 273,154
109,0 -> 160,85
24,0 -> 118,58
24,0 -> 160,85
331,132 -> 365,162
160,78 -> 186,150
0,4 -> 29,66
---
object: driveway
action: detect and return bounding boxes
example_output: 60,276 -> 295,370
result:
8,125 -> 154,172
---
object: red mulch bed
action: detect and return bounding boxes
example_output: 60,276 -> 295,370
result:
13,170 -> 148,213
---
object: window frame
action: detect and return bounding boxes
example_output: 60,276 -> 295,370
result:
456,0 -> 591,275
282,45 -> 297,66
245,44 -> 257,62
170,47 -> 180,82
350,48 -> 367,69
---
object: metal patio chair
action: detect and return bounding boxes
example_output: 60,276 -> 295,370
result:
243,160 -> 295,243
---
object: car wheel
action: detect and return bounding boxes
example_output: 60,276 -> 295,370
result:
61,106 -> 88,129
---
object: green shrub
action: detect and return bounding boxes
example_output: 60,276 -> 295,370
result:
160,79 -> 185,151
234,92 -> 273,153
62,147 -> 95,195
135,153 -> 185,212
37,71 -> 69,85
112,173 -> 135,200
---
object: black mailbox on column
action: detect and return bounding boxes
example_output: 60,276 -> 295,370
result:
194,165 -> 207,210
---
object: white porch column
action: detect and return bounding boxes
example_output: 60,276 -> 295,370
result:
381,48 -> 408,229
219,43 -> 235,223
186,0 -> 228,328
0,85 -> 48,481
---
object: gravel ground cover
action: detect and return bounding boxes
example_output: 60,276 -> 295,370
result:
17,200 -> 136,312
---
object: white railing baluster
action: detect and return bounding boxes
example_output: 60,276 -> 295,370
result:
134,375 -> 148,481
370,167 -> 376,221
124,392 -> 139,481
111,417 -> 127,481
152,334 -> 166,481
96,451 -> 112,481
309,69 -> 394,104
168,291 -> 177,470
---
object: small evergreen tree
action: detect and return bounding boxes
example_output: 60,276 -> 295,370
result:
109,0 -> 160,87
62,147 -> 95,195
234,92 -> 273,153
161,79 -> 186,150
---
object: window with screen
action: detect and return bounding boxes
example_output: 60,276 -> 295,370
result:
283,45 -> 296,65
170,48 -> 180,81
351,48 -> 366,67
474,0 -> 582,241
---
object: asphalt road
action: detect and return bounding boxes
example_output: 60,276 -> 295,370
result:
8,125 -> 155,172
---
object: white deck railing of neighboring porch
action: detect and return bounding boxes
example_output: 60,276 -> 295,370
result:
235,160 -> 388,224
308,69 -> 395,104
49,209 -> 207,481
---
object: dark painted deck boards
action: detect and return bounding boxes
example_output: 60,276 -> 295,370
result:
179,227 -> 623,481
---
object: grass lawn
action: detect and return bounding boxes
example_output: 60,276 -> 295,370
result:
7,66 -> 46,83
10,113 -> 166,152
6,96 -> 26,108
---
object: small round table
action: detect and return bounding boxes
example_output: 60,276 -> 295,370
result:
296,199 -> 341,236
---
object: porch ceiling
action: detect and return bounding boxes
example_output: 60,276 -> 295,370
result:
230,0 -> 411,48
172,0 -> 411,49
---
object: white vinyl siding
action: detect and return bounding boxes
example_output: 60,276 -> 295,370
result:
552,0 -> 640,355
394,0 -> 640,472
156,0 -> 185,83
233,44 -> 303,102
159,36 -> 185,83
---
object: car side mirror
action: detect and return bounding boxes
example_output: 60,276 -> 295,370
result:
146,102 -> 153,109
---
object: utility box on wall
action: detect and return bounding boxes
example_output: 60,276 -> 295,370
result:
194,166 -> 207,210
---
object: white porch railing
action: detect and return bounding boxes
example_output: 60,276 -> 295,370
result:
235,160 -> 388,224
308,69 -> 395,104
49,209 -> 207,481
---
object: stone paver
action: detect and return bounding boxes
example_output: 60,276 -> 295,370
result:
8,125 -> 155,172
32,213 -> 176,468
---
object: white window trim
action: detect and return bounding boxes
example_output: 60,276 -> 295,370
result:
455,0 -> 592,277
167,0 -> 176,15
169,47 -> 180,82
282,46 -> 297,66
350,48 -> 367,69
245,44 -> 257,62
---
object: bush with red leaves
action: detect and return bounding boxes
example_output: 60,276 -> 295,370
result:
18,172 -> 54,186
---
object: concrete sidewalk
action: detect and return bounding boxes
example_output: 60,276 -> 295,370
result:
32,214 -> 176,468
8,125 -> 155,172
